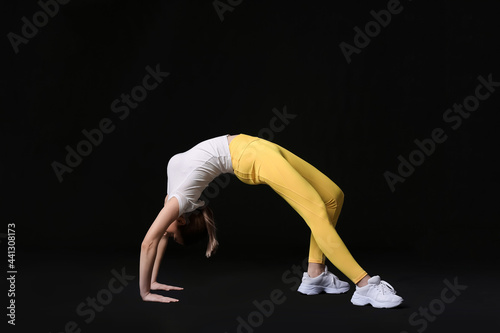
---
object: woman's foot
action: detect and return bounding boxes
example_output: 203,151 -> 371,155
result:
356,274 -> 371,287
297,266 -> 350,295
351,275 -> 403,308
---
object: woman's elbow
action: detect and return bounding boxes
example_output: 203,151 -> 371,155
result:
141,238 -> 157,250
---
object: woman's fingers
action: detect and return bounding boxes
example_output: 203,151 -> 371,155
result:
165,285 -> 184,291
157,296 -> 179,303
150,282 -> 184,291
143,293 -> 179,303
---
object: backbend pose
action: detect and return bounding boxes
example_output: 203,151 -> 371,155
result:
140,134 -> 403,308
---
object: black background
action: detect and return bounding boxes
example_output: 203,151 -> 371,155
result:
2,0 -> 500,332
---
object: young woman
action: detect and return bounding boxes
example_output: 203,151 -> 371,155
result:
139,134 -> 403,308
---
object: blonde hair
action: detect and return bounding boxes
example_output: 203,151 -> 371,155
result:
180,206 -> 219,258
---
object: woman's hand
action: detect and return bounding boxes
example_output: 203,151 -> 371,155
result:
141,282 -> 183,303
142,292 -> 179,303
139,198 -> 180,303
150,281 -> 184,292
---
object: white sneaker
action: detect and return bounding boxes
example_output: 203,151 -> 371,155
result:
297,266 -> 350,295
351,275 -> 403,308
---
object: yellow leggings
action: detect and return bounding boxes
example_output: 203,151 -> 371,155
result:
229,134 -> 367,284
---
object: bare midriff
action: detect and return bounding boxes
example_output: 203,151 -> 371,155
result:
227,134 -> 238,145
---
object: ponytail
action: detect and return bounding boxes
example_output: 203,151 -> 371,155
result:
179,205 -> 219,258
202,206 -> 219,258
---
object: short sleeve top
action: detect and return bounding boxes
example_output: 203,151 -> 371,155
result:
166,134 -> 234,216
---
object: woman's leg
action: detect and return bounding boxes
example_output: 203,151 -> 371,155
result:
278,147 -> 370,282
231,137 -> 367,284
277,146 -> 345,277
230,135 -> 402,307
274,145 -> 367,284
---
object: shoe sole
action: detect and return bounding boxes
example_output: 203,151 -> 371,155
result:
350,294 -> 403,308
297,284 -> 350,295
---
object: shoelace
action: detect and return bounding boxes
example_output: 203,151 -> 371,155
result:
329,272 -> 341,287
375,280 -> 396,295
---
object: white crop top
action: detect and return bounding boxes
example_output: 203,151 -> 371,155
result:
166,134 -> 234,216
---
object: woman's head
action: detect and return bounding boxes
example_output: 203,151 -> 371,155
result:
170,206 -> 219,258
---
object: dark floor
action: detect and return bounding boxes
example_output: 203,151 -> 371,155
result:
8,248 -> 498,333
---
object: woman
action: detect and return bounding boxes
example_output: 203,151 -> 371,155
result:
139,134 -> 403,308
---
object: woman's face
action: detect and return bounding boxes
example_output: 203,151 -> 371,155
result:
165,216 -> 186,244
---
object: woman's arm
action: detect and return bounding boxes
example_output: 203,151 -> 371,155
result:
139,196 -> 180,303
149,232 -> 184,292
150,194 -> 171,284
151,232 -> 169,284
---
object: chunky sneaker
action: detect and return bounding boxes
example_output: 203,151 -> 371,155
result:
351,275 -> 403,308
297,266 -> 350,295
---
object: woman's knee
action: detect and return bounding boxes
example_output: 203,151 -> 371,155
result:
325,188 -> 344,209
337,189 -> 344,207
